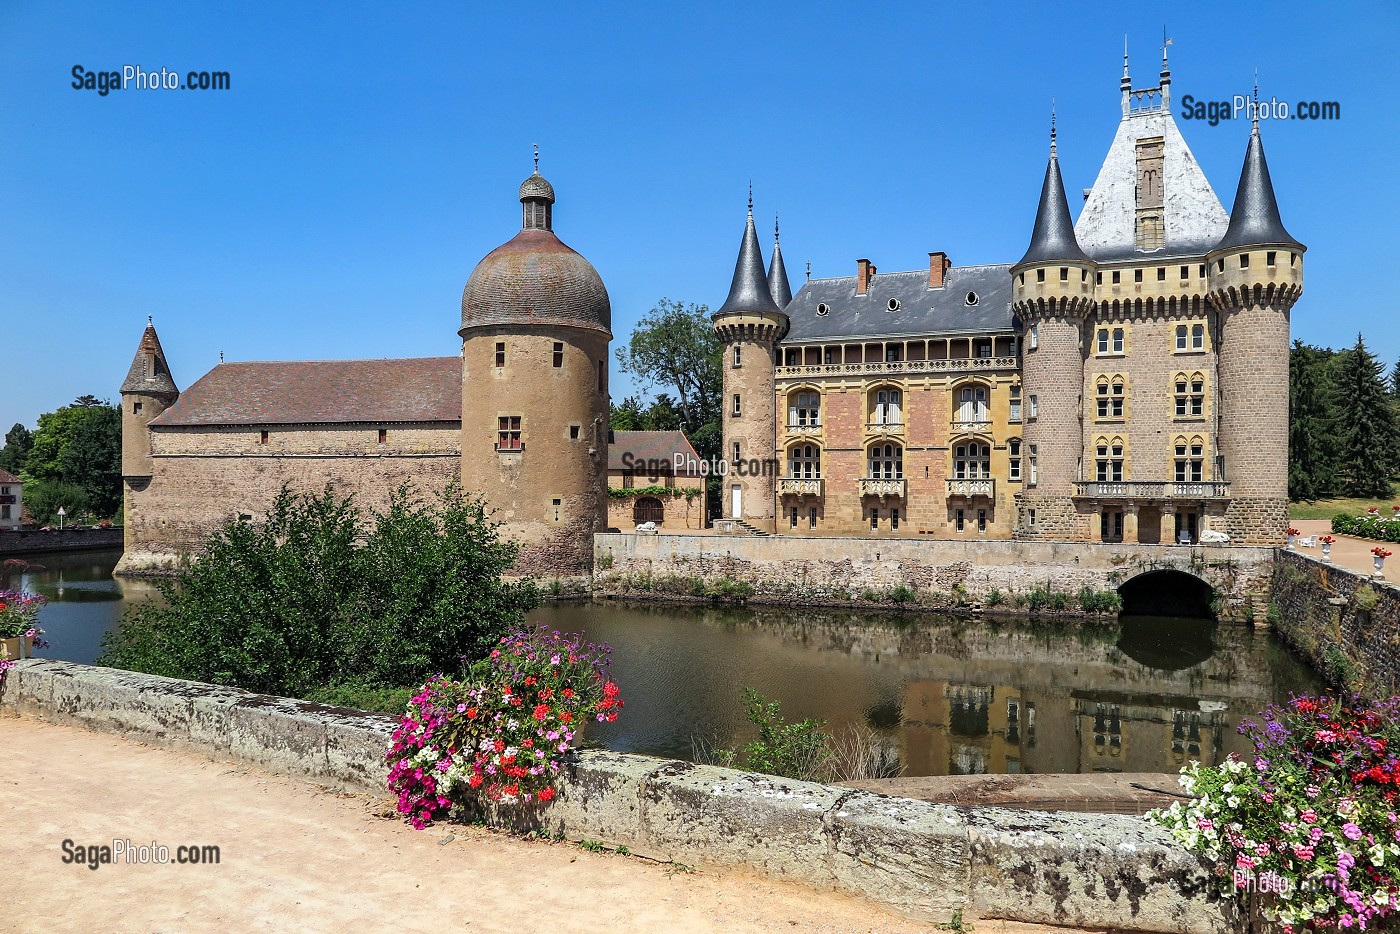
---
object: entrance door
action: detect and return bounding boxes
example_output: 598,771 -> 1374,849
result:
731,484 -> 742,519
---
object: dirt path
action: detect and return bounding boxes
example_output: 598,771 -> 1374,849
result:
0,718 -> 1109,934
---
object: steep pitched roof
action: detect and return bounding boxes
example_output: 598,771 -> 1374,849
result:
0,468 -> 20,484
1213,125 -> 1303,252
714,209 -> 781,317
768,230 -> 794,309
1017,142 -> 1090,266
150,357 -> 461,427
1074,109 -> 1228,260
120,323 -> 179,396
782,264 -> 1015,343
608,430 -> 702,474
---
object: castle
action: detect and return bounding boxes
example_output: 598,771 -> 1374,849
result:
717,51 -> 1302,547
117,51 -> 1302,577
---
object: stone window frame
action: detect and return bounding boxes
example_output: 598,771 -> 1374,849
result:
785,386 -> 822,429
732,393 -> 741,417
1008,383 -> 1022,424
496,414 -> 523,452
1173,320 -> 1210,354
786,441 -> 822,480
867,441 -> 904,480
866,383 -> 904,429
950,378 -> 991,427
1007,437 -> 1023,482
1173,371 -> 1208,420
1094,323 -> 1129,357
1093,374 -> 1128,422
1093,434 -> 1128,483
1173,434 -> 1208,482
951,437 -> 992,480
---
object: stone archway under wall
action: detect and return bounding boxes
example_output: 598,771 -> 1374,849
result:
1118,568 -> 1216,618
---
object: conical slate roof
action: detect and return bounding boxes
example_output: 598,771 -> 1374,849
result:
1017,145 -> 1089,267
767,231 -> 793,309
1213,125 -> 1303,252
120,323 -> 179,396
714,209 -> 781,317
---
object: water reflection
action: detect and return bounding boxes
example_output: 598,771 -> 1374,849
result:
9,549 -> 1322,777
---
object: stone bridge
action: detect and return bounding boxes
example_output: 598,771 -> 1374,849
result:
593,533 -> 1275,622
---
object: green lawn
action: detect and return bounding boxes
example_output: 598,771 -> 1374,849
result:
1289,497 -> 1400,520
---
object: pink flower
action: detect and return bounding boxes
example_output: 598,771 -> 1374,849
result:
1342,822 -> 1363,840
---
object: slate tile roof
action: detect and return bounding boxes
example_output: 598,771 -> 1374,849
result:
150,357 -> 462,427
782,264 -> 1015,344
608,430 -> 702,474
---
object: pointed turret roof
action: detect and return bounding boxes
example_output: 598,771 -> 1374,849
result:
767,217 -> 793,309
120,321 -> 179,396
714,202 -> 781,317
1213,124 -> 1303,252
1017,135 -> 1090,267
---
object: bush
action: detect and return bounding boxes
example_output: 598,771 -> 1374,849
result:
736,688 -> 832,781
887,584 -> 915,604
305,682 -> 416,714
1332,512 -> 1400,543
102,484 -> 539,698
1078,586 -> 1123,614
985,588 -> 1004,607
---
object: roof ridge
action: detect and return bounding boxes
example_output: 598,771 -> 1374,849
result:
805,262 -> 1013,283
217,356 -> 458,366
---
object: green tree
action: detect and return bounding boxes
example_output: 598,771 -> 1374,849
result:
1391,357 -> 1400,398
1289,341 -> 1336,501
613,299 -> 722,462
22,397 -> 122,520
1333,334 -> 1397,498
102,484 -> 539,698
0,423 -> 32,475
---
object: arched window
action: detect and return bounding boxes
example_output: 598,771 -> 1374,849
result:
1095,375 -> 1126,420
953,441 -> 991,479
1174,436 -> 1206,482
869,386 -> 902,426
788,444 -> 821,479
954,382 -> 989,425
1094,436 -> 1126,482
787,391 -> 821,428
1174,373 -> 1205,418
633,497 -> 664,525
868,443 -> 903,479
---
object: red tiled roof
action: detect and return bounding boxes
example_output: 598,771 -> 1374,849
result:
151,358 -> 461,427
0,468 -> 20,484
608,430 -> 702,474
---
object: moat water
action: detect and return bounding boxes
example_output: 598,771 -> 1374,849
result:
5,548 -> 1322,777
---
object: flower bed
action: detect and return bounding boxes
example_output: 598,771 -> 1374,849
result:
1150,695 -> 1400,931
0,588 -> 48,677
385,627 -> 624,829
1332,512 -> 1400,544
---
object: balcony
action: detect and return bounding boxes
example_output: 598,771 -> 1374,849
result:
859,477 -> 906,498
865,420 -> 904,435
950,420 -> 992,435
777,477 -> 823,497
775,356 -> 1019,379
946,478 -> 995,498
784,422 -> 822,436
1074,480 -> 1232,500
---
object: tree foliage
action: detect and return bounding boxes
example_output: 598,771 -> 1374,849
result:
1288,341 -> 1335,501
0,424 -> 32,476
102,484 -> 540,698
1333,334 -> 1398,498
23,397 -> 122,520
612,299 -> 722,463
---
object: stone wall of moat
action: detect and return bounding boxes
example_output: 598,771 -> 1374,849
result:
1272,549 -> 1400,698
1,659 -> 1239,932
594,533 -> 1276,621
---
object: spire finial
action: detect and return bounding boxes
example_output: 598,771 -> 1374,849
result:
774,213 -> 780,243
147,314 -> 153,326
532,143 -> 539,175
747,182 -> 753,215
1252,72 -> 1260,131
1123,35 -> 1130,76
1162,27 -> 1171,67
1050,100 -> 1057,155
805,261 -> 811,280
219,350 -> 224,363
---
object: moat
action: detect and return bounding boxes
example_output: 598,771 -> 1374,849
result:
6,548 -> 1321,777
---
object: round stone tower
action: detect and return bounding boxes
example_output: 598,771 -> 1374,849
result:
460,166 -> 611,579
1011,130 -> 1096,540
118,319 -> 179,556
712,199 -> 788,532
1207,122 -> 1303,546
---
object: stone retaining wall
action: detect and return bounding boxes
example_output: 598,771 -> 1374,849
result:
0,527 -> 123,555
595,532 -> 1274,620
1272,550 -> 1400,698
0,659 -> 1238,932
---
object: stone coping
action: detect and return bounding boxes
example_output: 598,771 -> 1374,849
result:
0,660 -> 1237,932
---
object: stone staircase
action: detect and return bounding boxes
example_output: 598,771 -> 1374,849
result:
733,519 -> 770,536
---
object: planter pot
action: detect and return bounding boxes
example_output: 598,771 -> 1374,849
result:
1321,543 -> 1332,561
0,635 -> 32,661
1286,534 -> 1296,550
1374,557 -> 1386,579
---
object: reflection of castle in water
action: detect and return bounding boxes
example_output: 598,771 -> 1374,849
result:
706,607 -> 1317,776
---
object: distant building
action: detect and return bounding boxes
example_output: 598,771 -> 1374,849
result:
0,469 -> 22,530
606,430 -> 706,531
714,50 -> 1302,546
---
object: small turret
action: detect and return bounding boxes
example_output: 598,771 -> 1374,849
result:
120,318 -> 178,481
767,216 -> 793,310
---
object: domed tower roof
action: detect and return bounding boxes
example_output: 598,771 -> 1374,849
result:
461,168 -> 611,337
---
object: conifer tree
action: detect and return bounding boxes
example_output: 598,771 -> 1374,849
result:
1334,334 -> 1397,498
1289,342 -> 1332,501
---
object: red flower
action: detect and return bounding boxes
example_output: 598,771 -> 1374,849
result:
503,784 -> 519,797
493,739 -> 506,753
603,681 -> 620,698
466,707 -> 478,719
510,697 -> 522,707
524,676 -> 537,686
537,786 -> 556,803
561,712 -> 573,724
468,774 -> 483,788
562,688 -> 575,700
533,704 -> 550,721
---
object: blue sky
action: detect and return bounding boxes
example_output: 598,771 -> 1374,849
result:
1,0 -> 1396,432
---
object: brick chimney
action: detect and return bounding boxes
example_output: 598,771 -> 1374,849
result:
856,258 -> 876,295
928,252 -> 951,288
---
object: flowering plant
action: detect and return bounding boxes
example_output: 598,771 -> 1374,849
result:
0,589 -> 47,640
1371,547 -> 1392,560
1149,695 -> 1400,931
386,627 -> 624,829
1320,536 -> 1336,546
1287,528 -> 1301,537
1367,507 -> 1381,516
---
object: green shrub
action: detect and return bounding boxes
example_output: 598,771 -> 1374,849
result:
102,484 -> 539,698
1354,584 -> 1381,612
888,584 -> 915,603
1078,586 -> 1123,614
860,588 -> 880,602
986,588 -> 1004,607
736,688 -> 831,781
1332,512 -> 1400,543
304,681 -> 416,714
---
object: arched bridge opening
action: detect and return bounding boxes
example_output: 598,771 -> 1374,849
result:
1118,569 -> 1215,619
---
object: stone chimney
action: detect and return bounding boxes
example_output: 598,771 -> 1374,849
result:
856,258 -> 876,295
928,252 -> 951,288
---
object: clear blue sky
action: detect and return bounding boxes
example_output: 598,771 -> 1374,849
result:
2,0 -> 1395,432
